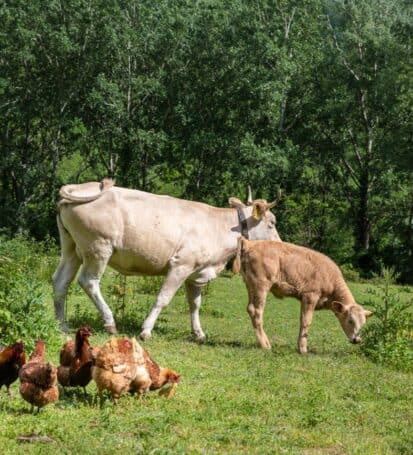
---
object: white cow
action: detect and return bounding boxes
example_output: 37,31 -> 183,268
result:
53,179 -> 281,340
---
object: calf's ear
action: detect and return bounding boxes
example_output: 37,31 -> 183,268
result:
332,301 -> 345,314
364,310 -> 373,318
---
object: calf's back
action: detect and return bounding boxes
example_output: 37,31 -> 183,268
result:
237,239 -> 349,302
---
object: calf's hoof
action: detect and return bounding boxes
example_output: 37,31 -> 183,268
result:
139,330 -> 152,341
104,324 -> 118,334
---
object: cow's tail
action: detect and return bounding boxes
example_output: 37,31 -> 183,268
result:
232,236 -> 247,274
58,178 -> 115,206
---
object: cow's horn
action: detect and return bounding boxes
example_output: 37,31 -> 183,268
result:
247,185 -> 253,205
267,187 -> 282,209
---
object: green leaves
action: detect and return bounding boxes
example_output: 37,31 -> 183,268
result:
361,267 -> 413,371
0,235 -> 60,351
0,0 -> 412,281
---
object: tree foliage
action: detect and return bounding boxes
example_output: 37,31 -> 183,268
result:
0,0 -> 412,281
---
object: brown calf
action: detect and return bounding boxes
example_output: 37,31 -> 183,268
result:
233,237 -> 372,353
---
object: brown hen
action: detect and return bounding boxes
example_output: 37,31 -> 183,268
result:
57,326 -> 96,394
0,341 -> 25,396
92,336 -> 180,400
19,340 -> 59,412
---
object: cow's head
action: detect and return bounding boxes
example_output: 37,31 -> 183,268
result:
229,187 -> 281,241
332,301 -> 373,344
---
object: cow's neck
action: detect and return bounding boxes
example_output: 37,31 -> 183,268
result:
224,207 -> 252,253
236,208 -> 249,238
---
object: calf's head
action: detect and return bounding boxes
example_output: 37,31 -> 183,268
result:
229,187 -> 281,241
332,301 -> 373,344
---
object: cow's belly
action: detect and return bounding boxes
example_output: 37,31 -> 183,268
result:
109,225 -> 178,275
108,250 -> 169,276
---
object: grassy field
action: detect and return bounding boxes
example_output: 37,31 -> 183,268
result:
0,272 -> 412,454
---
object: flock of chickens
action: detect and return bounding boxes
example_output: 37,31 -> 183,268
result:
0,327 -> 180,412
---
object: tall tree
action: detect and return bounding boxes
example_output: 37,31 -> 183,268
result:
295,0 -> 412,270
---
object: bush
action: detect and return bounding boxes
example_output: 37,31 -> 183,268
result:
360,267 -> 413,371
340,263 -> 361,282
0,234 -> 60,352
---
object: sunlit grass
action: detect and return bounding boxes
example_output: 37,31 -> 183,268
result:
0,273 -> 412,454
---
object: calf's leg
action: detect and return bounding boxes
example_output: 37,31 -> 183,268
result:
247,286 -> 271,349
298,294 -> 317,354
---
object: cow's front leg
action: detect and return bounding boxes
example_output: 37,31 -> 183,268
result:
185,281 -> 205,341
140,266 -> 191,340
298,295 -> 317,354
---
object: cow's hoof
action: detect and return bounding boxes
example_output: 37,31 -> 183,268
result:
139,330 -> 152,341
192,332 -> 206,343
60,322 -> 70,333
104,324 -> 118,334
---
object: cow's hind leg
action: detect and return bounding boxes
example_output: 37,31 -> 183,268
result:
140,266 -> 192,340
53,254 -> 81,331
52,216 -> 81,331
185,282 -> 205,341
77,256 -> 117,333
247,286 -> 271,349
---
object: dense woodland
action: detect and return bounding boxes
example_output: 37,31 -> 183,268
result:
1,0 -> 412,281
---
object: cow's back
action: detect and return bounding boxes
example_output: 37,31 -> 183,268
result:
58,185 -> 232,275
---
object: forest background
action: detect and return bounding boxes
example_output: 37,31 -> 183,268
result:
1,0 -> 412,282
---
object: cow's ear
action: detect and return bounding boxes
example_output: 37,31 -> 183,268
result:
252,201 -> 266,220
229,197 -> 245,209
332,301 -> 345,314
364,310 -> 373,318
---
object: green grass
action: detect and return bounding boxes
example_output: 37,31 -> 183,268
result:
1,273 -> 412,454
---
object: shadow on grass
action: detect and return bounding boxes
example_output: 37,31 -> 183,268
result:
67,312 -> 174,339
57,386 -> 97,409
198,337 -> 299,357
0,402 -> 34,415
200,338 -> 247,348
67,314 -> 104,334
0,396 -> 61,415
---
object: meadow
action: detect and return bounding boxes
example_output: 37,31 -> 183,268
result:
0,269 -> 412,455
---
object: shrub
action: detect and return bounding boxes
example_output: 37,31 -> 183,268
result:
360,267 -> 413,371
340,263 -> 361,282
0,235 -> 60,352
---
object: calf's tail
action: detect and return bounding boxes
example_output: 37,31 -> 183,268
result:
232,236 -> 246,274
